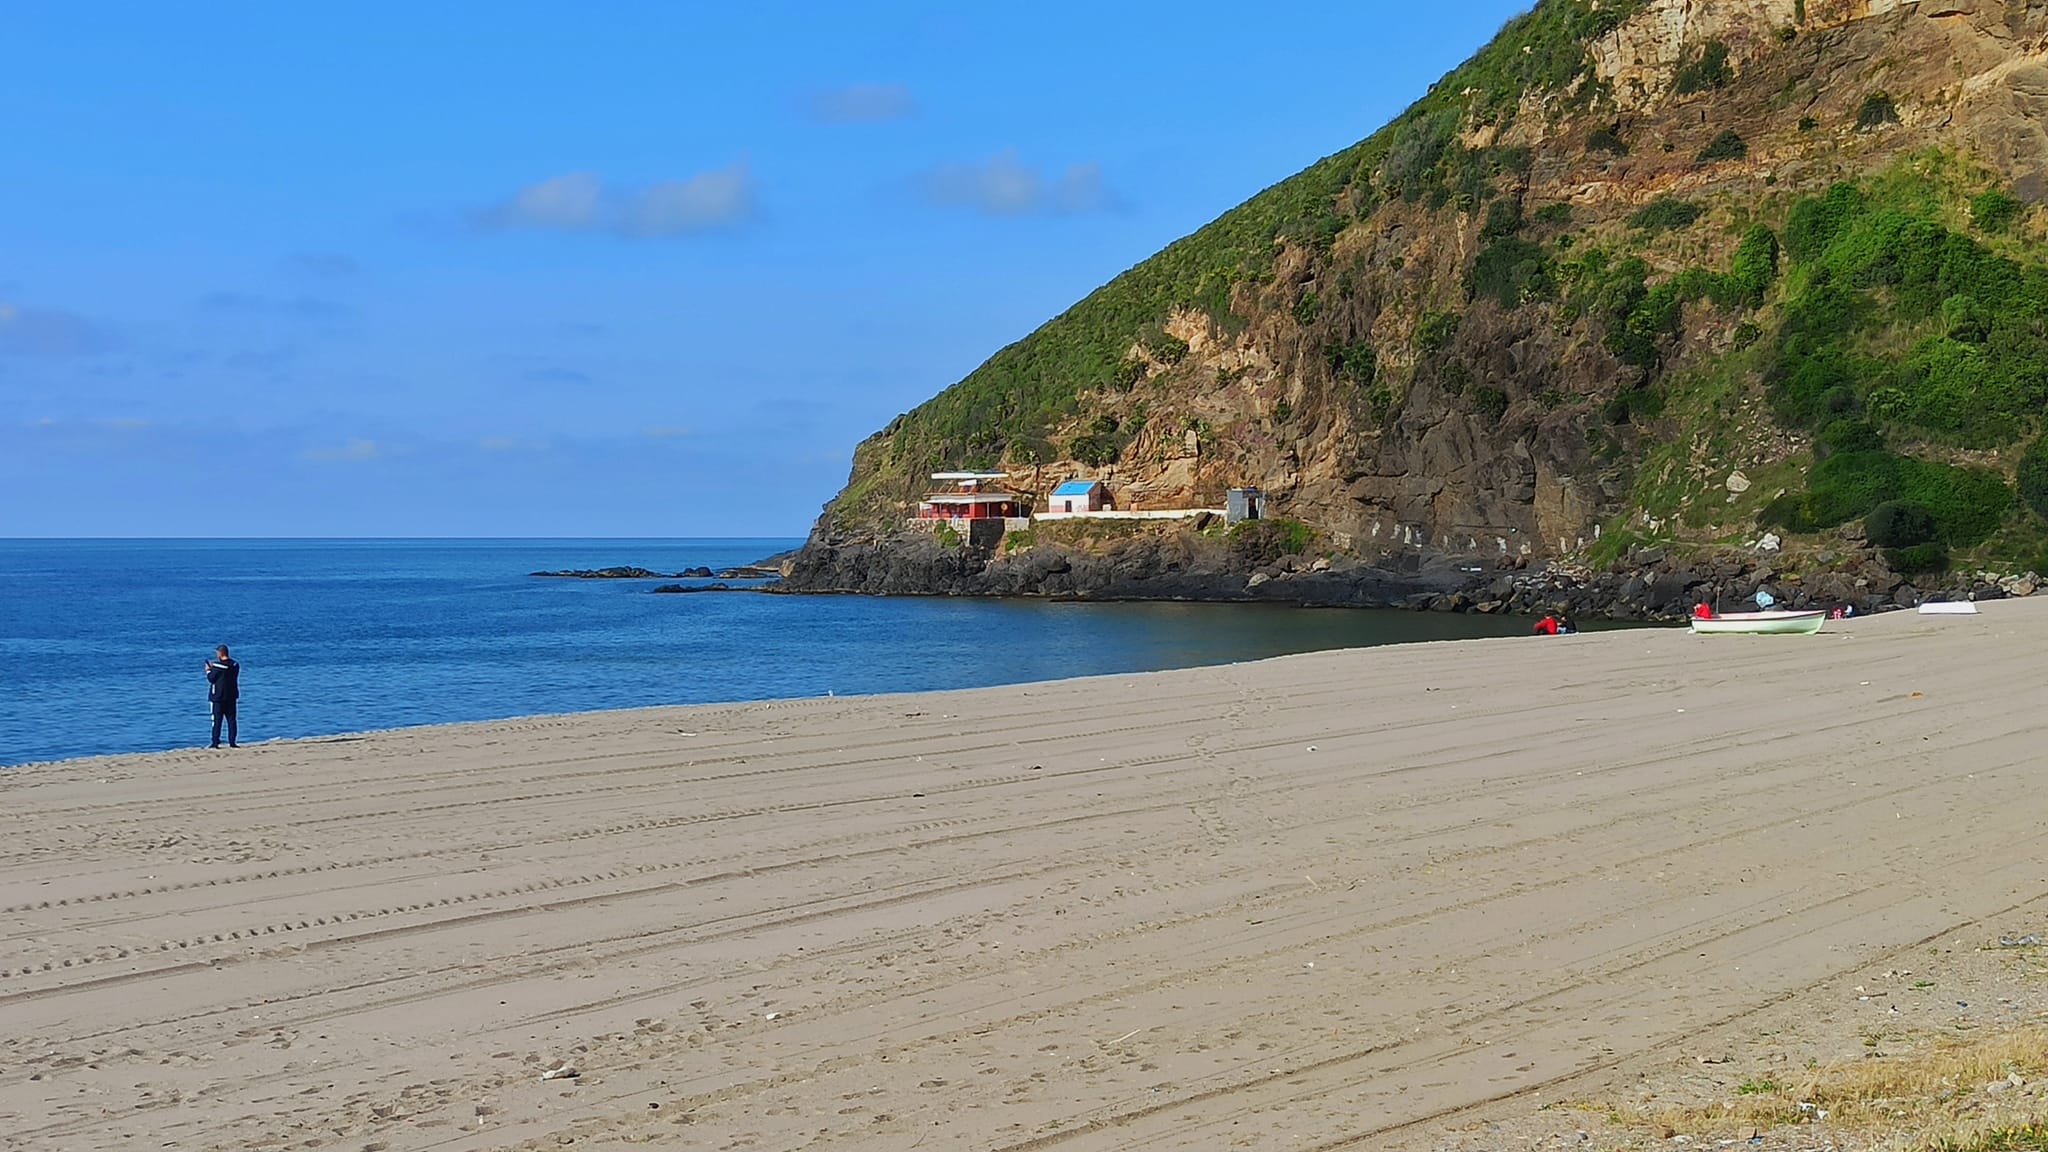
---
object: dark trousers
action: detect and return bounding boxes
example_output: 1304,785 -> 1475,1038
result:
211,702 -> 238,747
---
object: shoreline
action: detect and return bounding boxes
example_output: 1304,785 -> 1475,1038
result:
3,599 -> 1549,770
773,528 -> 2047,622
7,601 -> 2047,1150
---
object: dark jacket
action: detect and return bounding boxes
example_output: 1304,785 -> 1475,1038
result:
206,658 -> 240,704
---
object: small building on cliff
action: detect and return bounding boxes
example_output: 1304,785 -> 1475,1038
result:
918,472 -> 1029,521
1227,487 -> 1266,525
1048,479 -> 1109,514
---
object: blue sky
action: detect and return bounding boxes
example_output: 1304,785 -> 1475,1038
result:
0,0 -> 1531,537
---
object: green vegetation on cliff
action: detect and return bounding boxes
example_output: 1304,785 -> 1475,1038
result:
1751,161 -> 2047,561
832,0 -> 2048,579
850,0 -> 1645,495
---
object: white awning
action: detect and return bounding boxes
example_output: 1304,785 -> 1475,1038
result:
923,492 -> 1024,505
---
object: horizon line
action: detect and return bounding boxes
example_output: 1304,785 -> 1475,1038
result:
0,535 -> 812,542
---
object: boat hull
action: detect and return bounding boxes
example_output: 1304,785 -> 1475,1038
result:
1689,611 -> 1826,635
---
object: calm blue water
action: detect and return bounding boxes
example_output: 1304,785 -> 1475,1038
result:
0,539 -> 1537,765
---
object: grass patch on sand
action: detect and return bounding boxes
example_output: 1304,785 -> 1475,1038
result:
1605,1026 -> 2048,1149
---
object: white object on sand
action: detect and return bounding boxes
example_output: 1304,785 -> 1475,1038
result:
1690,610 -> 1826,635
1918,601 -> 1979,615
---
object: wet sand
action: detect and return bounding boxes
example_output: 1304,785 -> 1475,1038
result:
4,599 -> 2046,1151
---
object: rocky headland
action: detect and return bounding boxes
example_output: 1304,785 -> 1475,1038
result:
787,0 -> 2048,623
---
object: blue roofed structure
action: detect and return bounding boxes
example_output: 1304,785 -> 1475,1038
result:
1048,479 -> 1107,513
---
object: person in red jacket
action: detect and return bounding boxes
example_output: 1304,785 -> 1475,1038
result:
1534,614 -> 1561,636
1693,602 -> 1715,620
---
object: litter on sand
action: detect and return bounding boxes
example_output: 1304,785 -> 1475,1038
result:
1999,934 -> 2043,947
1918,601 -> 1979,615
541,1066 -> 580,1081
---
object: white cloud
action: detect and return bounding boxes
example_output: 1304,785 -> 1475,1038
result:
302,438 -> 380,462
809,83 -> 917,124
922,151 -> 1117,216
477,164 -> 755,237
487,171 -> 604,230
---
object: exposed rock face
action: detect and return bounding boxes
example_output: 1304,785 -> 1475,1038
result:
778,527 -> 1470,607
796,0 -> 2048,607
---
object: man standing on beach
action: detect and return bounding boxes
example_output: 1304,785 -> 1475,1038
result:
205,645 -> 240,749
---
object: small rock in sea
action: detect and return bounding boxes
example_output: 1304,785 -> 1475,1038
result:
531,567 -> 663,579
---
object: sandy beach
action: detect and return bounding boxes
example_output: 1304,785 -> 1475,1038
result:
5,600 -> 2048,1151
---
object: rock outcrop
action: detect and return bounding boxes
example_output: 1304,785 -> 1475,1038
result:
532,567 -> 668,579
779,525 -> 1470,607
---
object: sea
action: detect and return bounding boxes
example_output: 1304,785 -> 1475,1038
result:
0,539 -> 1542,766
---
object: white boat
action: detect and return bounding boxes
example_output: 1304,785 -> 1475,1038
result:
1917,601 -> 1979,615
1689,610 -> 1827,635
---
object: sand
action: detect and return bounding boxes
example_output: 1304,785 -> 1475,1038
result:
5,599 -> 2048,1151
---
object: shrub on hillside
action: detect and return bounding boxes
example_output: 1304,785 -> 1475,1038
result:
1602,386 -> 1662,425
1720,226 -> 1782,308
1887,542 -> 1949,575
1472,385 -> 1510,421
1759,450 -> 2011,546
1767,179 -> 2048,447
1785,183 -> 1866,260
1145,332 -> 1190,365
1674,40 -> 1734,95
1481,197 -> 1525,239
1325,338 -> 1378,385
1067,414 -> 1128,467
2019,437 -> 2048,520
1470,236 -> 1555,309
1587,126 -> 1629,156
1292,291 -> 1322,326
1864,500 -> 1937,548
1856,92 -> 1900,130
1972,188 -> 2022,234
1817,418 -> 1884,457
1697,130 -> 1748,163
1415,311 -> 1461,354
1228,518 -> 1314,567
1628,197 -> 1704,233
